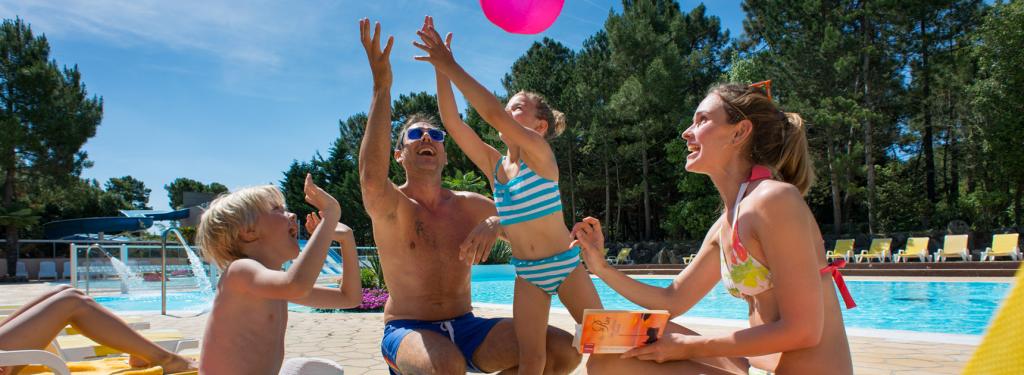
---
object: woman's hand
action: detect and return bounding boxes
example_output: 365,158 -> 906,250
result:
412,15 -> 456,73
571,217 -> 610,273
620,332 -> 703,363
359,18 -> 394,89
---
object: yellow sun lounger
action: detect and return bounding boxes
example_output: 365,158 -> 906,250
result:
962,263 -> 1024,374
894,237 -> 931,262
61,317 -> 150,336
982,233 -> 1021,261
855,238 -> 892,263
52,329 -> 198,362
605,248 -> 633,265
825,239 -> 855,262
0,304 -> 21,315
1,353 -> 199,375
936,234 -> 971,261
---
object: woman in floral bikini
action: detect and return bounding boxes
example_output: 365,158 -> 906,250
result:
573,82 -> 856,375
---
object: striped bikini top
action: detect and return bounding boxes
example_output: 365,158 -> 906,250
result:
492,156 -> 563,226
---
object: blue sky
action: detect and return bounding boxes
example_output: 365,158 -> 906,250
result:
1,0 -> 745,211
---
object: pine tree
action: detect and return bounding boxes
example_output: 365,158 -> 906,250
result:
0,18 -> 102,275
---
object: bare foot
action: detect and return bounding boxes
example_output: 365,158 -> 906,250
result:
128,354 -> 150,367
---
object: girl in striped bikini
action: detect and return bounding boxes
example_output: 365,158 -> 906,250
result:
414,16 -> 602,374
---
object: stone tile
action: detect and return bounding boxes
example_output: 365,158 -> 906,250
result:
0,282 -> 982,374
886,358 -> 946,368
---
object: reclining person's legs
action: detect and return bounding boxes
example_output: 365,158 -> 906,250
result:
0,284 -> 73,328
0,287 -> 194,372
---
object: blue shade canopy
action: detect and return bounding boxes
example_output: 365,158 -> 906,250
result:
118,208 -> 191,220
43,217 -> 154,240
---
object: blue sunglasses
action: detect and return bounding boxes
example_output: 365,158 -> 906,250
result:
406,127 -> 446,142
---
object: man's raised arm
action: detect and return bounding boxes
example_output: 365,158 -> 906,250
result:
357,19 -> 400,217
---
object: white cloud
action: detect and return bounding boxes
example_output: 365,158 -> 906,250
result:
0,0 -> 337,70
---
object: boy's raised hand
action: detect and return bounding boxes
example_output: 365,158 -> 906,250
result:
304,174 -> 340,218
305,211 -> 350,242
304,211 -> 322,236
359,18 -> 394,89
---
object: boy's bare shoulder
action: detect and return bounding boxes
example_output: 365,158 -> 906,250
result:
220,259 -> 268,292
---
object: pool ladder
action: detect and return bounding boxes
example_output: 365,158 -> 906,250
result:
80,243 -> 115,295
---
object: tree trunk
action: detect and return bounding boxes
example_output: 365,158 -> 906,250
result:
567,129 -> 577,222
921,18 -> 937,228
641,132 -> 651,240
1015,178 -> 1023,227
604,138 -> 611,230
4,166 -> 17,277
942,125 -> 948,202
827,140 -> 843,236
615,162 -> 622,241
862,6 -> 876,234
945,89 -> 959,207
965,119 -> 976,193
949,122 -> 959,206
860,6 -> 876,234
843,121 -> 855,231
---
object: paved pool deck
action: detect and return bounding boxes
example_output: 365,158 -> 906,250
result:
2,279 -> 1006,374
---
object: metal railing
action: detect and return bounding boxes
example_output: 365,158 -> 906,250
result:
161,228 -> 193,315
81,243 -> 110,295
71,243 -> 189,292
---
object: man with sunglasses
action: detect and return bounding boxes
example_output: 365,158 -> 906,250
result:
357,19 -> 580,374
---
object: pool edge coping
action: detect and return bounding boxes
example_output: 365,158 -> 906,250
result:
601,275 -> 1015,283
472,302 -> 982,346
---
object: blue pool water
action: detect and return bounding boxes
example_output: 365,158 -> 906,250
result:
56,277 -> 206,292
92,265 -> 1010,335
95,291 -> 215,313
473,278 -> 1009,335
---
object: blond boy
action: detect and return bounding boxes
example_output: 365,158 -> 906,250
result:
197,174 -> 361,374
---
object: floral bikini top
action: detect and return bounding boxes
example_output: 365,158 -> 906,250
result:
719,166 -> 857,309
720,166 -> 775,298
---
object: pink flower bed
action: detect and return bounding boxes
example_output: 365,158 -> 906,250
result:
356,288 -> 388,311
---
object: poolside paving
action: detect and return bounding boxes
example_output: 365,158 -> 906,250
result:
0,282 -> 988,374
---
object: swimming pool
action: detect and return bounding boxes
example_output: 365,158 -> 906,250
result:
91,265 -> 1010,335
56,277 -> 207,292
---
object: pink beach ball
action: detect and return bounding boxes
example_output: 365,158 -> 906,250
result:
480,0 -> 565,34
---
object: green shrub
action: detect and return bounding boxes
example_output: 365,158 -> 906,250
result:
362,254 -> 386,290
359,268 -> 378,289
483,239 -> 512,264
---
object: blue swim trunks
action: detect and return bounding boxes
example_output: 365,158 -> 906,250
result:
381,312 -> 502,374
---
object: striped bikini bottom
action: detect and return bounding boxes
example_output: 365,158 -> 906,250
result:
510,246 -> 581,295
